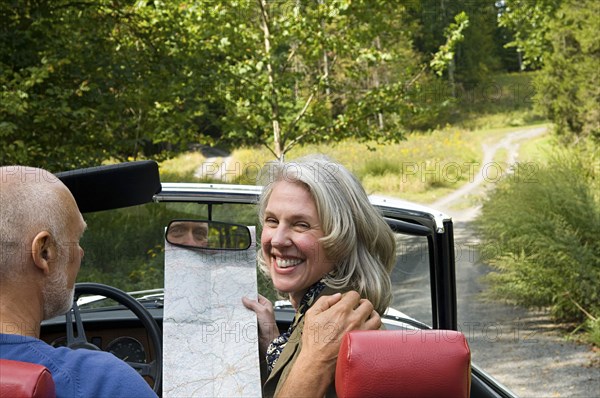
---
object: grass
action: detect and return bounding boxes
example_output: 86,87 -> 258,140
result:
517,131 -> 555,162
160,123 -> 551,205
159,152 -> 205,181
237,128 -> 486,203
161,128 -> 483,203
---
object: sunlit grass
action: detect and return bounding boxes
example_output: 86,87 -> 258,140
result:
233,127 -> 483,204
517,131 -> 555,162
159,152 -> 207,182
160,127 -> 481,203
159,122 -> 551,204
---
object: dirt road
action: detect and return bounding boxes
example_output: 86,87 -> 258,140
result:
429,126 -> 599,397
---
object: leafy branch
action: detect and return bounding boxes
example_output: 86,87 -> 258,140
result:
430,11 -> 470,77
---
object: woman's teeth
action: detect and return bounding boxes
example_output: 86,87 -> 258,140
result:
276,257 -> 302,268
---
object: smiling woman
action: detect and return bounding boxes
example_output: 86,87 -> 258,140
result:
261,181 -> 335,307
243,154 -> 396,397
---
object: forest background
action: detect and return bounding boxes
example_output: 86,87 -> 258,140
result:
1,0 -> 598,343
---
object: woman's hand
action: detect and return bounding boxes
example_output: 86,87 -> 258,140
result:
276,291 -> 381,397
242,294 -> 280,357
300,291 -> 381,370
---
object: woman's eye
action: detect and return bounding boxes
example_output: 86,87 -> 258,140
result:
264,218 -> 278,226
295,222 -> 310,230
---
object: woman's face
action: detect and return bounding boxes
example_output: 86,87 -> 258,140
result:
261,181 -> 335,307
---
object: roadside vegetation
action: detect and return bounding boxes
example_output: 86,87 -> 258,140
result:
477,142 -> 599,346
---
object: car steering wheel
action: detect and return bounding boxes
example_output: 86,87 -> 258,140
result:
67,282 -> 162,394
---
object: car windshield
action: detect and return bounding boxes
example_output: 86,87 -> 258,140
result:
77,199 -> 434,325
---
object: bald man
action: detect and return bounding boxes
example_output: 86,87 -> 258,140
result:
0,166 -> 156,397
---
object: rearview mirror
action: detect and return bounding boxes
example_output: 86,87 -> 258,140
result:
165,220 -> 252,250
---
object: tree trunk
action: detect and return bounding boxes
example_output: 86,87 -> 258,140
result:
258,0 -> 283,159
373,36 -> 384,130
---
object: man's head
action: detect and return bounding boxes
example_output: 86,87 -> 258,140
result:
0,166 -> 86,320
166,221 -> 209,247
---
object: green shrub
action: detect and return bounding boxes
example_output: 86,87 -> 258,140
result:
477,142 -> 599,328
585,318 -> 600,347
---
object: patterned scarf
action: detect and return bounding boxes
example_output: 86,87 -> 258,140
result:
265,280 -> 327,374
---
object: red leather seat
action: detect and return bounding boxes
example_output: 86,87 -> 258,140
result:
0,359 -> 56,398
335,329 -> 471,398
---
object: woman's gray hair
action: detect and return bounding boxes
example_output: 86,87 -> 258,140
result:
0,166 -> 70,280
257,155 -> 396,314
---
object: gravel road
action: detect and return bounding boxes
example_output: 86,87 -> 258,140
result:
454,221 -> 599,398
431,126 -> 599,397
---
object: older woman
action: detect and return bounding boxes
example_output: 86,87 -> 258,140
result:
243,154 -> 396,397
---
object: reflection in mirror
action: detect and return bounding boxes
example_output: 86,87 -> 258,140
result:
165,220 -> 251,250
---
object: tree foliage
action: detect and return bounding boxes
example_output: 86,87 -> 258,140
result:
534,0 -> 600,143
430,12 -> 469,77
412,0 -> 506,85
499,0 -> 599,143
498,0 -> 562,70
200,0 -> 439,159
1,1 -> 217,170
1,0 -> 520,168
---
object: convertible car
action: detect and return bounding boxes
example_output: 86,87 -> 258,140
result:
21,160 -> 516,397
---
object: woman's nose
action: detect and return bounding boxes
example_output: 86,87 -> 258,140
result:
271,225 -> 292,247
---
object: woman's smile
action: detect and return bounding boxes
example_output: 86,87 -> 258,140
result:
273,256 -> 303,269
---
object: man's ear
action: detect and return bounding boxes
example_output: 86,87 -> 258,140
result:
31,231 -> 57,275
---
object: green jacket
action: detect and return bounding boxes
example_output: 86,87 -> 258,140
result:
262,286 -> 342,398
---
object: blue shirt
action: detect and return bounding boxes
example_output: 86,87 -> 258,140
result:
0,333 -> 157,398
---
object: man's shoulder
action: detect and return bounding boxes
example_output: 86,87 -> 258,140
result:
0,334 -> 156,397
54,345 -> 157,397
0,333 -> 53,361
0,335 -> 130,377
55,346 -> 136,373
